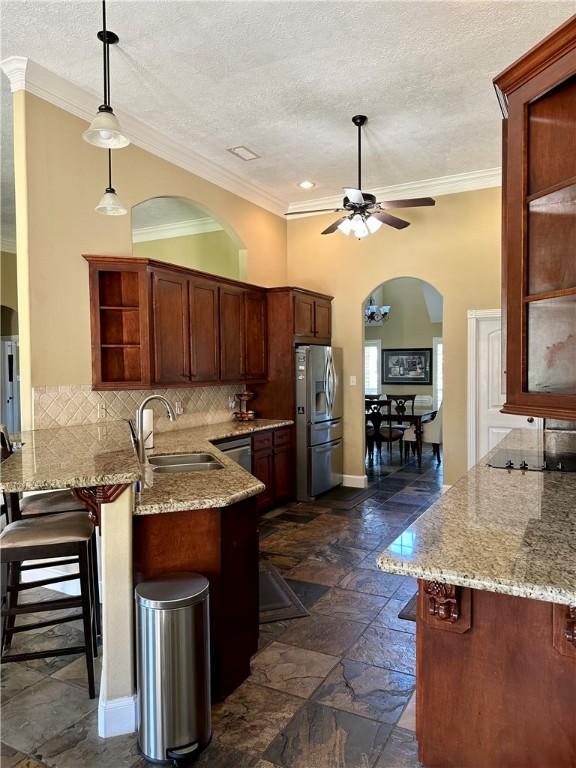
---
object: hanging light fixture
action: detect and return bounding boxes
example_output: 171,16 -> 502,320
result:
364,296 -> 391,326
95,150 -> 127,215
83,1 -> 129,149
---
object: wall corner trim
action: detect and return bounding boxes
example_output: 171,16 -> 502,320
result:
98,694 -> 137,738
342,473 -> 368,488
0,56 -> 28,92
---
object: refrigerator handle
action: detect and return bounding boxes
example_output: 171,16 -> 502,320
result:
327,351 -> 335,413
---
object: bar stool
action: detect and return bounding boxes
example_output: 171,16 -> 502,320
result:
5,489 -> 102,637
0,511 -> 98,698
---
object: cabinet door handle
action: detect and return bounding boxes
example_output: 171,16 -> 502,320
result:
527,417 -> 534,423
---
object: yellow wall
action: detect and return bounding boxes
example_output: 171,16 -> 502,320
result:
287,187 -> 502,485
133,230 -> 242,280
364,278 -> 442,398
15,93 -> 287,425
1,250 -> 18,312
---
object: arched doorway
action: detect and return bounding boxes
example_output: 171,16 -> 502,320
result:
131,196 -> 247,280
363,277 -> 443,474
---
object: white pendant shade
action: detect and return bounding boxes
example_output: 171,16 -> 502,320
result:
95,188 -> 127,216
83,108 -> 130,149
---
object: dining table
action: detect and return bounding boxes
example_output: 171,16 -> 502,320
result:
365,399 -> 438,467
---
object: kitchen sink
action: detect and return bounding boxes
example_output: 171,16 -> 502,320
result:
147,453 -> 224,473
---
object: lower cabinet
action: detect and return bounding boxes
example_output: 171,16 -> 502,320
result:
251,427 -> 294,511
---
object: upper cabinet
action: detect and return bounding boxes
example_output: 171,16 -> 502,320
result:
494,17 -> 576,421
293,290 -> 333,344
85,256 -> 275,390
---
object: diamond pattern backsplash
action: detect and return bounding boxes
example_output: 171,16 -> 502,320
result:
33,385 -> 240,431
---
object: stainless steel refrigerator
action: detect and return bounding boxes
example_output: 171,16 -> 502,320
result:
295,345 -> 343,501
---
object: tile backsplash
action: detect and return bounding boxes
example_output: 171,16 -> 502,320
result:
33,384 -> 240,431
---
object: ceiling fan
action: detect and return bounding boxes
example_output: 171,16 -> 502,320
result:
286,115 -> 436,238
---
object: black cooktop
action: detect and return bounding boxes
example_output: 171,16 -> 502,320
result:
487,449 -> 576,473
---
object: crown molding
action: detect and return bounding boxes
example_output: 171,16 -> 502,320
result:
0,56 -> 287,217
133,217 -> 223,243
286,167 -> 502,217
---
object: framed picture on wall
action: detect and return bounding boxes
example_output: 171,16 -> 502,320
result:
382,348 -> 432,385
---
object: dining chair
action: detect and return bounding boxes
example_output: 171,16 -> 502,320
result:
377,400 -> 404,463
403,402 -> 443,463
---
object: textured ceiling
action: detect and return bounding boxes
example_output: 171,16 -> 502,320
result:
1,0 -> 574,214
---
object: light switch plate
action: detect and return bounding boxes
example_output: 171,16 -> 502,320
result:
350,375 -> 357,386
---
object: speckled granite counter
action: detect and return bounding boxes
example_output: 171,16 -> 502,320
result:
0,421 -> 141,492
135,419 -> 293,515
377,429 -> 576,605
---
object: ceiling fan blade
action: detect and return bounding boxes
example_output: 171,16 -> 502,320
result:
344,188 -> 365,205
371,210 -> 410,230
321,217 -> 347,235
376,197 -> 436,209
285,208 -> 343,215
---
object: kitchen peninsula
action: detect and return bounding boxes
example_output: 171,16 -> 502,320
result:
377,428 -> 576,768
0,417 -> 292,737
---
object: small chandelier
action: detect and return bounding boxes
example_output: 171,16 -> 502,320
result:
95,150 -> 127,215
364,297 -> 390,326
83,1 -> 129,149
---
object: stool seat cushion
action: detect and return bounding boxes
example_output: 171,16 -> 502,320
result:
20,489 -> 87,516
0,511 -> 94,549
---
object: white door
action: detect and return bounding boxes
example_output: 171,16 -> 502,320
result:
467,310 -> 541,468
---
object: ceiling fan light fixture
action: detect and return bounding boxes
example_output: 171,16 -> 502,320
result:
337,217 -> 353,236
366,215 -> 383,234
95,187 -> 127,216
83,106 -> 130,149
350,214 -> 369,239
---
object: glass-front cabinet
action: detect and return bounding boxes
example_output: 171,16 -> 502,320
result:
494,18 -> 576,420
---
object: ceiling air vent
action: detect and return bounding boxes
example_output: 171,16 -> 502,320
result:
226,145 -> 261,161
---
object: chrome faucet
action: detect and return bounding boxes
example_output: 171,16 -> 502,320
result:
135,395 -> 177,463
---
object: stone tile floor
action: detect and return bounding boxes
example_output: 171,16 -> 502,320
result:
1,449 -> 441,767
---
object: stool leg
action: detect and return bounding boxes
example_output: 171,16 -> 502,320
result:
90,532 -> 101,637
3,561 -> 21,651
78,543 -> 96,699
86,540 -> 98,659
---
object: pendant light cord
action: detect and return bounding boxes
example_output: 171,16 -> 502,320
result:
357,121 -> 362,190
108,149 -> 112,190
102,0 -> 109,106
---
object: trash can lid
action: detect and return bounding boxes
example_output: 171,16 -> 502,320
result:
135,572 -> 209,610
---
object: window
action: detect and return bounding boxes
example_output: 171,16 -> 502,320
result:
364,339 -> 381,395
433,336 -> 443,408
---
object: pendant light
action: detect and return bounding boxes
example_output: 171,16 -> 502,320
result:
83,1 -> 129,149
95,150 -> 127,215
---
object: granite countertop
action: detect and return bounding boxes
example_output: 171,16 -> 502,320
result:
0,421 -> 141,493
377,429 -> 576,606
135,419 -> 293,515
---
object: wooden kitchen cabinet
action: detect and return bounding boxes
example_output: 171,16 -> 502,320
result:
251,427 -> 294,511
189,277 -> 220,382
494,17 -> 576,420
152,269 -> 191,384
244,291 -> 267,380
294,290 -> 332,343
219,285 -> 245,381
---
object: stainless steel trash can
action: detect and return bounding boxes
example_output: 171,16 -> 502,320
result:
136,572 -> 211,765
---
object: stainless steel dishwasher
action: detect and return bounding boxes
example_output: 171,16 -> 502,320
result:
214,436 -> 252,471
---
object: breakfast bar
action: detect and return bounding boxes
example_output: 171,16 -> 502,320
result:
0,418 -> 291,738
377,429 -> 576,768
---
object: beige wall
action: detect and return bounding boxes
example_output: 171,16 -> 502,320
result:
365,277 -> 442,398
288,187 -> 502,485
133,230 -> 242,280
15,93 -> 287,426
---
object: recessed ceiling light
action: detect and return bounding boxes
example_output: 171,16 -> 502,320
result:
226,145 -> 261,161
298,180 -> 316,190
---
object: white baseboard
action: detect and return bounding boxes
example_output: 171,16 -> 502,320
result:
98,693 -> 137,738
441,484 -> 452,494
342,474 -> 368,489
